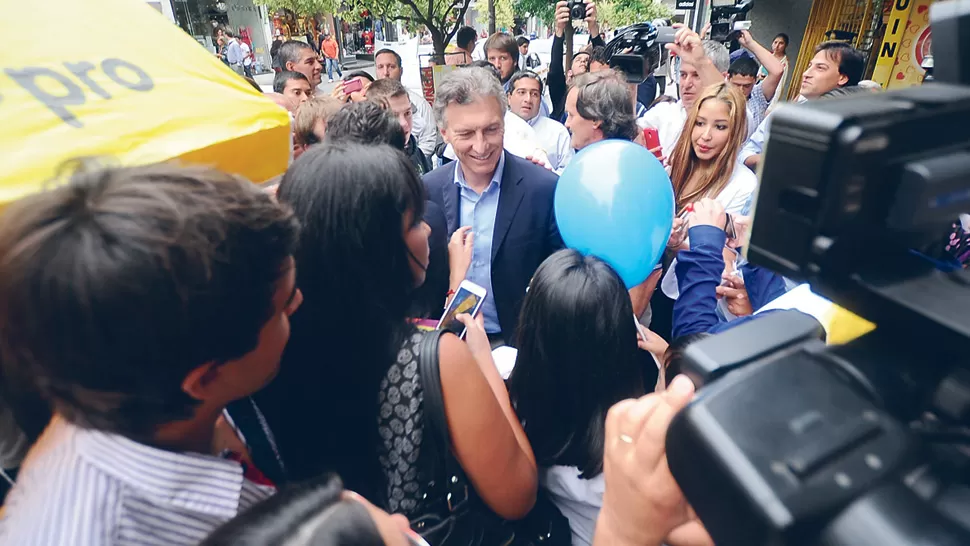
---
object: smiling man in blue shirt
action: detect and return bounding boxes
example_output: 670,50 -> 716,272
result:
424,66 -> 563,345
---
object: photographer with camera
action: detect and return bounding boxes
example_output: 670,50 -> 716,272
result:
549,1 -> 606,122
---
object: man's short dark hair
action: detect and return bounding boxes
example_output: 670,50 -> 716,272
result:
278,40 -> 314,68
457,26 -> 477,50
508,70 -> 544,96
516,36 -> 530,48
590,46 -> 608,67
467,60 -> 502,82
374,48 -> 402,67
0,163 -> 299,439
325,101 -> 406,150
344,70 -> 376,83
815,41 -> 865,87
484,32 -> 519,64
728,56 -> 760,78
273,70 -> 309,93
366,78 -> 409,104
571,70 -> 638,141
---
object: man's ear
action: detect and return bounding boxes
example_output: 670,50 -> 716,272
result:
440,127 -> 451,145
182,362 -> 221,402
838,73 -> 849,87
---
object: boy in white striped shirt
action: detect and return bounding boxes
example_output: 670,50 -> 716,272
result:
0,164 -> 303,545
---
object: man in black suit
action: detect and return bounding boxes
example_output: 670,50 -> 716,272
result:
424,66 -> 563,345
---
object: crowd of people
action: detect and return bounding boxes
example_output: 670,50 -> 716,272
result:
0,4 -> 892,546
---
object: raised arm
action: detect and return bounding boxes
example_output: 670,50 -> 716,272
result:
738,30 -> 783,101
666,25 -> 723,88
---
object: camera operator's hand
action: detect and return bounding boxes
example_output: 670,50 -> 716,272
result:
737,29 -> 757,50
586,2 -> 600,39
554,1 -> 570,37
666,24 -> 705,67
593,376 -> 696,546
687,198 -> 726,231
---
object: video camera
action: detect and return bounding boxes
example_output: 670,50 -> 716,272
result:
710,0 -> 754,42
665,1 -> 970,544
605,20 -> 677,84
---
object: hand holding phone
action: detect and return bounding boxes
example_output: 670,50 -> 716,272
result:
343,78 -> 363,95
437,280 -> 487,339
642,128 -> 663,160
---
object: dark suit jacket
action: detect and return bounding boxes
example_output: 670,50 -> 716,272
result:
423,152 -> 563,340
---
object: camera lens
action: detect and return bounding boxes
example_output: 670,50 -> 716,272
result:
570,0 -> 585,19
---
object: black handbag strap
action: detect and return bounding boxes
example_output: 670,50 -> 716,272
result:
417,330 -> 472,513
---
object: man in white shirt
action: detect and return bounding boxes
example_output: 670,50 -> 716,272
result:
374,48 -> 437,157
239,39 -> 254,78
637,30 -> 729,158
507,71 -> 573,172
516,36 -> 544,72
225,30 -> 245,76
0,163 -> 303,545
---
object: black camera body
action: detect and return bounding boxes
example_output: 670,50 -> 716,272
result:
710,0 -> 754,42
666,2 -> 970,544
604,22 -> 673,84
569,0 -> 586,20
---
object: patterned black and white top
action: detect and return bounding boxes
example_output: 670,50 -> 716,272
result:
377,331 -> 428,515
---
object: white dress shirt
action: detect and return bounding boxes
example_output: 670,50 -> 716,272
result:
636,101 -> 688,158
661,163 -> 759,299
0,416 -> 275,546
525,114 -> 574,173
408,87 -> 437,157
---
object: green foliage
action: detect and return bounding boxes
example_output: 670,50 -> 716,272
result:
255,0 -> 473,54
597,0 -> 672,29
476,0 -> 514,31
513,0 -> 555,25
253,0 -> 339,17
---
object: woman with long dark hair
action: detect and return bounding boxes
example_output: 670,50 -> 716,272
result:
507,249 -> 647,546
255,142 -> 537,522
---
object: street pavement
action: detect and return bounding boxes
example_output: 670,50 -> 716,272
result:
254,64 -> 376,95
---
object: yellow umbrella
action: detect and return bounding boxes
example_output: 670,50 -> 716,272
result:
0,0 -> 290,206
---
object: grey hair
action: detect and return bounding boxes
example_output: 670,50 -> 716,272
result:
433,67 -> 508,129
571,70 -> 638,141
702,40 -> 730,73
278,41 -> 315,69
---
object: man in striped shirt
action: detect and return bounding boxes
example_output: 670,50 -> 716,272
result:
0,164 -> 303,545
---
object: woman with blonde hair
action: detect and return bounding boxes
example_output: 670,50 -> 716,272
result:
657,83 -> 759,326
668,83 -> 756,214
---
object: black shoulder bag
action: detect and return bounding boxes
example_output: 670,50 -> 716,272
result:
410,331 -> 571,546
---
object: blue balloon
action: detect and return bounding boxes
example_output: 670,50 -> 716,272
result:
555,140 -> 675,288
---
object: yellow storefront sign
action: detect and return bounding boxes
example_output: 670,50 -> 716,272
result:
871,0 -> 916,86
0,0 -> 290,207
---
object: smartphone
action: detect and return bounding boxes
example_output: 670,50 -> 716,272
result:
436,280 -> 487,339
724,212 -> 737,240
343,78 -> 363,94
643,128 -> 662,159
